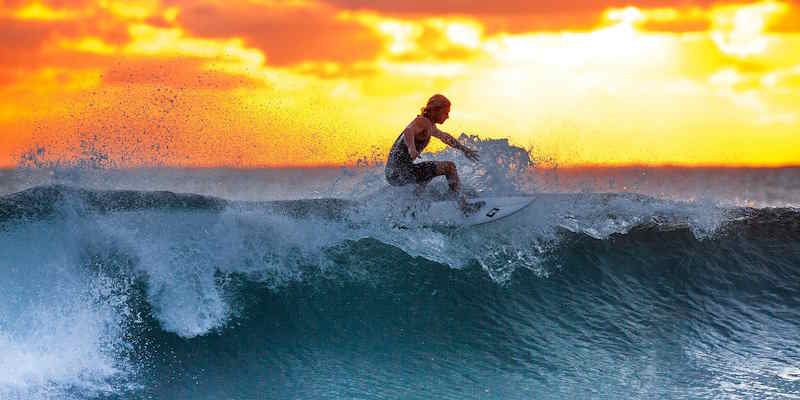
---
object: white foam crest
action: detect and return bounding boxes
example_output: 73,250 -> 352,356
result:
97,210 -> 236,338
96,206 -> 367,338
346,187 -> 729,281
339,186 -> 551,282
548,193 -> 728,240
0,221 -> 132,399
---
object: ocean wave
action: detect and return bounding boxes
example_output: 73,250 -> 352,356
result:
4,184 -> 797,226
1,184 -> 799,399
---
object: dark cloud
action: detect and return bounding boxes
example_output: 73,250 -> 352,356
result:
321,0 -> 769,34
175,2 -> 385,65
0,0 -> 797,88
0,19 -> 52,66
0,17 -> 107,73
0,9 -> 245,88
481,14 -> 605,34
15,0 -> 95,7
0,8 -> 129,70
323,0 -> 722,15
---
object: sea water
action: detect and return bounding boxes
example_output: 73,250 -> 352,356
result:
1,138 -> 799,399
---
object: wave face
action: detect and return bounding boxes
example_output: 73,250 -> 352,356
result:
1,183 -> 800,399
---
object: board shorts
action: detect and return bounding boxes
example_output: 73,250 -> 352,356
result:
385,161 -> 438,186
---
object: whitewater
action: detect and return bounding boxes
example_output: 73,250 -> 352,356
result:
1,137 -> 799,399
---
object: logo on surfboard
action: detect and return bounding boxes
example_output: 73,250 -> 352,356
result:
485,207 -> 500,218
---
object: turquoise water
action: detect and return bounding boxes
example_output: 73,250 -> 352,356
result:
1,184 -> 799,399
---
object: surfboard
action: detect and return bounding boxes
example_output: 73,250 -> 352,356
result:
425,196 -> 535,228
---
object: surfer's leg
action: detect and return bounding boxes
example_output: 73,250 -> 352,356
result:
410,161 -> 469,207
410,162 -> 438,185
430,161 -> 483,214
433,161 -> 460,193
430,161 -> 472,210
385,162 -> 415,187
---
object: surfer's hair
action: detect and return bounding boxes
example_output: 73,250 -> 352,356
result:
420,94 -> 451,120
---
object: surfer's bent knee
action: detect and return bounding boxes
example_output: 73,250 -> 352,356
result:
436,161 -> 456,176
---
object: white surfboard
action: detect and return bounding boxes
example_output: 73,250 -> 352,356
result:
425,196 -> 535,228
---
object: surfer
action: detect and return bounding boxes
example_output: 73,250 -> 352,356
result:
385,94 -> 484,214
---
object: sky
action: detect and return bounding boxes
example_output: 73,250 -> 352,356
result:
0,0 -> 799,168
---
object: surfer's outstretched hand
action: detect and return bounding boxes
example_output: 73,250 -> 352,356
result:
463,147 -> 480,162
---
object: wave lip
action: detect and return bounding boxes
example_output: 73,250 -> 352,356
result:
0,184 -> 226,223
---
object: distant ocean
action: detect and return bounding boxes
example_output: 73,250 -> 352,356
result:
1,138 -> 799,399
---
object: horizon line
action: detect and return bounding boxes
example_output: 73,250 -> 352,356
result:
1,162 -> 799,170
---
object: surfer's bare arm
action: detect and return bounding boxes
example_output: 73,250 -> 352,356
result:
432,127 -> 480,162
402,118 -> 426,160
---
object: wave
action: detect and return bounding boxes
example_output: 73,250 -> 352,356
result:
1,185 -> 799,399
4,183 -> 797,226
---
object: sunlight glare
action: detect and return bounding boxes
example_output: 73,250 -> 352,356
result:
444,21 -> 483,49
711,1 -> 787,57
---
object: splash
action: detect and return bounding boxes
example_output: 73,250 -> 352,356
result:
0,218 -> 136,399
328,133 -> 536,200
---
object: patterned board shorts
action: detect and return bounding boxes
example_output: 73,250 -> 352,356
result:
385,161 -> 438,186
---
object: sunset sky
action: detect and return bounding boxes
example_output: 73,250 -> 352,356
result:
0,0 -> 799,167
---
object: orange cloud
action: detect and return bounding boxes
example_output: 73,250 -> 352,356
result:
326,1 -> 800,35
321,0 -> 736,33
641,18 -> 711,32
323,0 -> 723,15
173,1 -> 385,65
766,2 -> 800,30
0,4 -> 271,89
0,4 -> 128,74
0,19 -> 53,67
